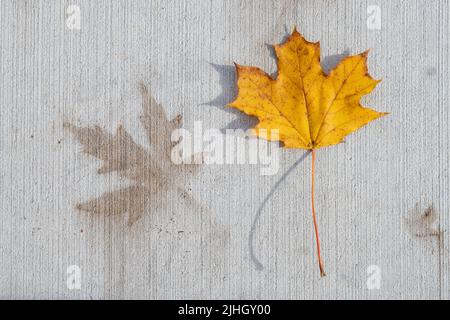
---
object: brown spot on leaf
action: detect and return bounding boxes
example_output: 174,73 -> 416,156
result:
65,83 -> 202,226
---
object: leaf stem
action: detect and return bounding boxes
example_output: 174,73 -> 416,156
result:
311,149 -> 326,277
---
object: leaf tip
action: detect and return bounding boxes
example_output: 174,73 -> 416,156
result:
290,26 -> 303,40
138,81 -> 150,98
62,121 -> 71,130
116,124 -> 124,134
75,203 -> 86,212
233,62 -> 244,74
227,100 -> 238,110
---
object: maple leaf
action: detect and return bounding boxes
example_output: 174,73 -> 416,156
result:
229,28 -> 387,277
65,83 -> 199,226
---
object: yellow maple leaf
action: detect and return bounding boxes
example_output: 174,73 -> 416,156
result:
230,28 -> 387,149
230,28 -> 387,277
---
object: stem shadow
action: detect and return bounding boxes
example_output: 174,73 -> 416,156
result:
249,150 -> 311,270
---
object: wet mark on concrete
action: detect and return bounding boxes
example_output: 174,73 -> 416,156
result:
426,67 -> 437,76
408,204 -> 441,239
405,203 -> 446,258
64,83 -> 203,226
65,83 -> 230,283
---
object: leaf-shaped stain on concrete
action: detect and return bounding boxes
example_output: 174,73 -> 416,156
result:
64,83 -> 201,226
408,204 -> 441,239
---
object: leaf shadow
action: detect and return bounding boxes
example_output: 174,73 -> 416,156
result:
321,50 -> 350,74
249,150 -> 311,270
201,63 -> 259,132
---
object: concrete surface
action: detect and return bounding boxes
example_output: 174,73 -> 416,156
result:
0,0 -> 449,299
